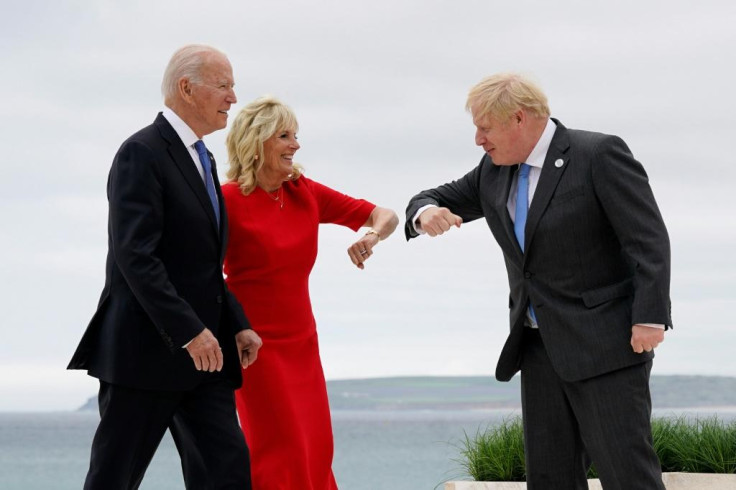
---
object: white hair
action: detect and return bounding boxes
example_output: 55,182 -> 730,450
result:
161,44 -> 225,103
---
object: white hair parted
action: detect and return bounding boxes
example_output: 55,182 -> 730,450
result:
161,44 -> 225,104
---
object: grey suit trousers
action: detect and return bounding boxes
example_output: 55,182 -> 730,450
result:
520,329 -> 664,490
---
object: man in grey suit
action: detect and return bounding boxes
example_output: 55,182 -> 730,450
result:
405,73 -> 671,489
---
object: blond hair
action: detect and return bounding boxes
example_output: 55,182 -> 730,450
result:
226,95 -> 303,195
466,73 -> 550,123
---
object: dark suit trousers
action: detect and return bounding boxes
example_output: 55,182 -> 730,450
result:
520,329 -> 664,490
83,377 -> 250,490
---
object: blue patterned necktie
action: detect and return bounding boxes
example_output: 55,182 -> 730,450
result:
193,140 -> 220,227
514,163 -> 531,250
514,163 -> 537,323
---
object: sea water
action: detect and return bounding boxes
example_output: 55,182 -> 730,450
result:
0,410 -> 506,490
2,409 -> 732,490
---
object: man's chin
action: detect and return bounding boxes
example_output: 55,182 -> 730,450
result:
487,151 -> 506,166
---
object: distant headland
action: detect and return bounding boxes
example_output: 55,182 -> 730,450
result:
77,375 -> 736,412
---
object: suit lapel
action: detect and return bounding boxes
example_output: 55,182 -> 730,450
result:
525,121 -> 571,250
154,114 -> 221,238
492,164 -> 523,262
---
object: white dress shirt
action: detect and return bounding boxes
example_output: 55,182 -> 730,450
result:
505,118 -> 556,220
162,107 -> 212,185
503,118 -> 556,328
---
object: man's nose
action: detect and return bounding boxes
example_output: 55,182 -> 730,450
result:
475,130 -> 485,146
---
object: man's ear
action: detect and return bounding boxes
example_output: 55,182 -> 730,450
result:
178,78 -> 193,102
514,109 -> 525,126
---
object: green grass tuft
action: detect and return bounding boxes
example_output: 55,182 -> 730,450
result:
456,417 -> 527,481
653,416 -> 736,474
456,415 -> 736,481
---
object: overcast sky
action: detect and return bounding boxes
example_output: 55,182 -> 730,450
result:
1,0 -> 734,411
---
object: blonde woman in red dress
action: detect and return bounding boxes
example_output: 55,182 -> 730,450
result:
223,95 -> 398,489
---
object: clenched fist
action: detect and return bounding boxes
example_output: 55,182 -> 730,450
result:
418,207 -> 463,237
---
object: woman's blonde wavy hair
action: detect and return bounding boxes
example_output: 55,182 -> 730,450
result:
226,95 -> 303,195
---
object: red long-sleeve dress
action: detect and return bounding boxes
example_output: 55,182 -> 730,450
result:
222,176 -> 375,489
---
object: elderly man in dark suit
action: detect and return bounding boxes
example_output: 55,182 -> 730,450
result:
68,44 -> 262,490
405,73 -> 671,489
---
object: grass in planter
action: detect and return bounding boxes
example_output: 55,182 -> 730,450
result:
457,415 -> 736,481
457,417 -> 527,481
653,416 -> 736,473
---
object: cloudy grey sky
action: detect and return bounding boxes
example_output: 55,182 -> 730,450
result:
1,0 -> 734,411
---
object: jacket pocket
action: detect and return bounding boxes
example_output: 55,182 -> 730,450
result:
581,278 -> 634,308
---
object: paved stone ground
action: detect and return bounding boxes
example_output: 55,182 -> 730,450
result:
445,472 -> 736,490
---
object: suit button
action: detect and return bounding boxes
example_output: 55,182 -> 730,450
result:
216,295 -> 223,304
524,271 -> 532,278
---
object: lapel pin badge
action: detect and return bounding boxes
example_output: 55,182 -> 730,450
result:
554,159 -> 564,168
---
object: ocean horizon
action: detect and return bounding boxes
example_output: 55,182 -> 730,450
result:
0,409 -> 508,490
2,407 -> 735,490
3,375 -> 736,489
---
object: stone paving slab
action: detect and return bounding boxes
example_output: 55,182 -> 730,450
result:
445,472 -> 736,489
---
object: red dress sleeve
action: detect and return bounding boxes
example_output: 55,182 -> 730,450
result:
303,177 -> 376,231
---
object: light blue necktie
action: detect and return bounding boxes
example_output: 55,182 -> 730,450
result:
514,163 -> 537,323
514,163 -> 531,249
193,140 -> 220,227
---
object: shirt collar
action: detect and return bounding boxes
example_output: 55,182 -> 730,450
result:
162,106 -> 200,149
525,118 -> 557,169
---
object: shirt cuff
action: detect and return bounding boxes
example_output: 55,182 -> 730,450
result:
635,323 -> 665,330
412,204 -> 437,234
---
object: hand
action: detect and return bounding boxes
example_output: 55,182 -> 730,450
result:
348,232 -> 380,270
236,329 -> 263,369
630,324 -> 665,354
185,328 -> 223,372
418,207 -> 462,237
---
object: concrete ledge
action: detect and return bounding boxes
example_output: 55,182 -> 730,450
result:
445,472 -> 736,489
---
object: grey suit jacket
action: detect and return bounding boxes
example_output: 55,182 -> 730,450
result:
405,119 -> 671,382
